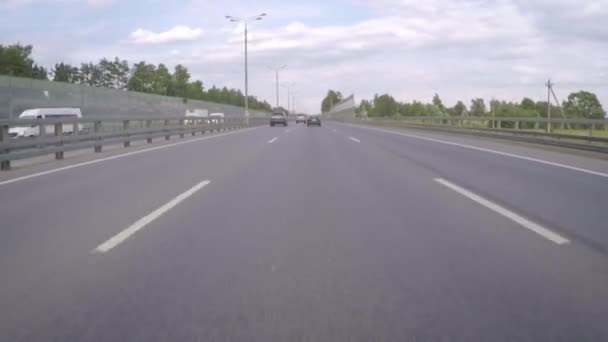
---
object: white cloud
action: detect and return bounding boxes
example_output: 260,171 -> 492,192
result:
129,25 -> 203,45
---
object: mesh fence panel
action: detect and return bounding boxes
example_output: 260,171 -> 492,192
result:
0,75 -> 267,119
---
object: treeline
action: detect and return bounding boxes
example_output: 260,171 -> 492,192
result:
0,43 -> 272,111
321,90 -> 605,120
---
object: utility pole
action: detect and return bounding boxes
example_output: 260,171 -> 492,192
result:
491,98 -> 495,129
547,79 -> 552,133
548,81 -> 569,129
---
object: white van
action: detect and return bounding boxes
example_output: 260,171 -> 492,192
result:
9,108 -> 83,137
209,112 -> 225,124
184,109 -> 208,125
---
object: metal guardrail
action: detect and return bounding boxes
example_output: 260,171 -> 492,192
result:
331,116 -> 608,153
0,116 -> 266,170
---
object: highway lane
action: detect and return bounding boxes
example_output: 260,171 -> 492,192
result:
330,122 -> 608,253
1,122 -> 608,341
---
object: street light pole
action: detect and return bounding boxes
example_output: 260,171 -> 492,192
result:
282,82 -> 295,114
226,13 -> 267,126
244,22 -> 249,125
268,64 -> 286,109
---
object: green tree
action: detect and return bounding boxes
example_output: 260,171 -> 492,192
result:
563,91 -> 606,119
321,90 -> 343,113
99,57 -> 129,89
0,43 -> 32,76
356,99 -> 372,117
520,97 -> 536,111
31,64 -> 48,79
470,98 -> 487,116
52,62 -> 79,83
78,62 -> 104,86
0,43 -> 48,79
153,63 -> 172,95
411,101 -> 425,116
172,64 -> 190,98
424,104 -> 444,116
453,101 -> 466,116
186,80 -> 204,100
535,101 -> 560,118
205,85 -> 220,102
432,93 -> 445,112
127,61 -> 156,93
398,102 -> 413,116
371,94 -> 398,117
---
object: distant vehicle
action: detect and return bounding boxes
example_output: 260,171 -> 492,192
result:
8,108 -> 83,138
270,112 -> 288,127
295,114 -> 307,124
184,109 -> 208,125
307,115 -> 321,127
209,112 -> 225,124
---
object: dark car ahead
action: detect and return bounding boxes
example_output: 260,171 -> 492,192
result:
270,112 -> 288,127
307,115 -> 321,127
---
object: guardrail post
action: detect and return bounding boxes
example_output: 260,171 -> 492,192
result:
54,122 -> 64,160
38,120 -> 46,149
516,121 -> 520,130
123,120 -> 130,147
191,120 -> 197,136
589,124 -> 594,138
94,121 -> 102,153
165,120 -> 171,140
74,121 -> 80,138
146,120 -> 152,143
1,124 -> 10,170
179,119 -> 185,138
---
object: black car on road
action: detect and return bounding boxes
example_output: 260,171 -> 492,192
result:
307,115 -> 321,127
270,112 -> 288,127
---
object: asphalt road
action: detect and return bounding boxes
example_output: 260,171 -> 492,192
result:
1,121 -> 608,341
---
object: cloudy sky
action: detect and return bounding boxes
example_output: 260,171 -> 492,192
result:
1,0 -> 607,112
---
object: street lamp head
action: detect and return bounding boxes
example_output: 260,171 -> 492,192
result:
260,13 -> 267,17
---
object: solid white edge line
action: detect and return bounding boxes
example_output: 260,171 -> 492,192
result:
93,180 -> 211,253
349,137 -> 361,143
435,178 -> 570,245
0,127 -> 261,187
339,123 -> 608,178
268,137 -> 278,144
